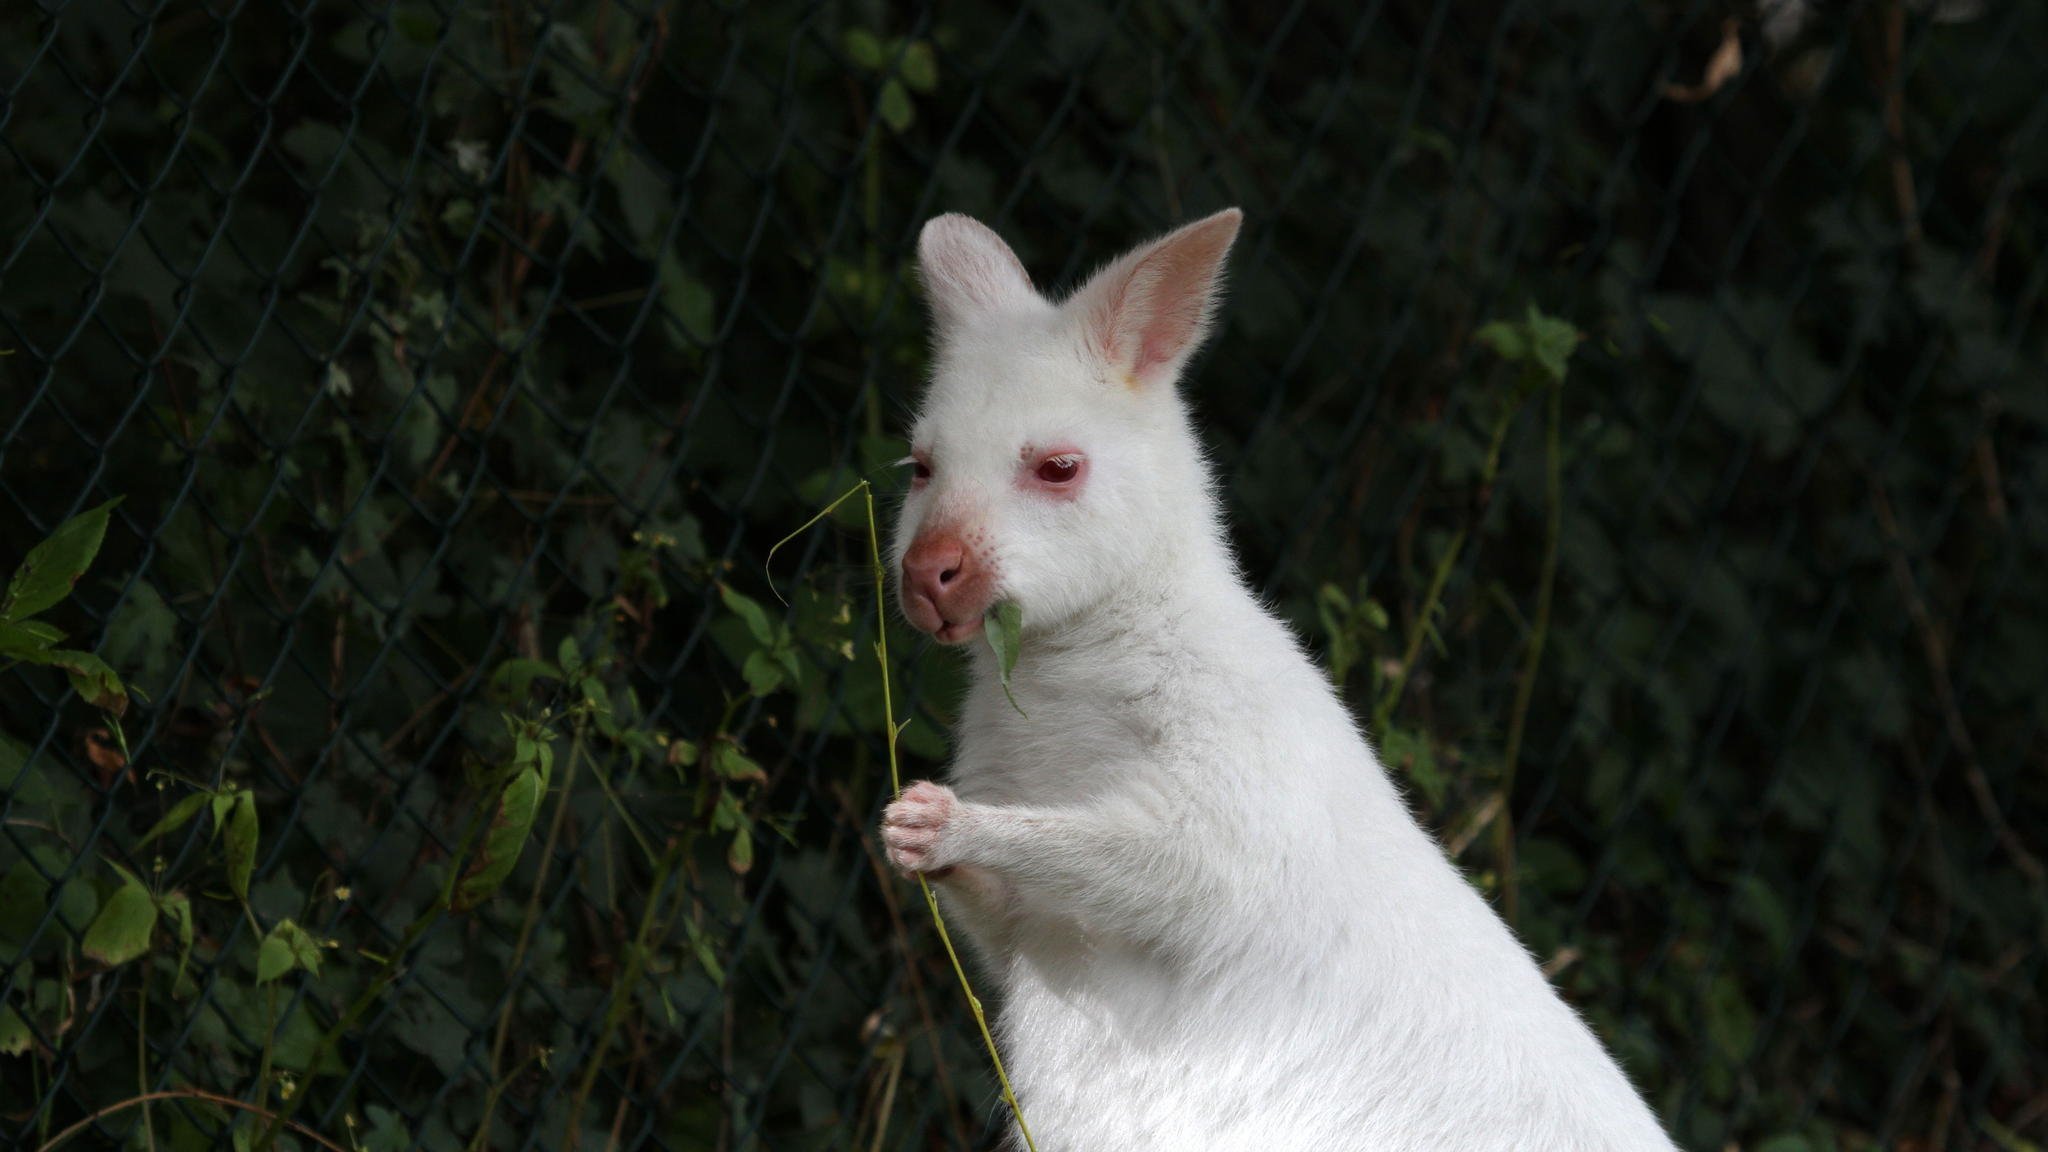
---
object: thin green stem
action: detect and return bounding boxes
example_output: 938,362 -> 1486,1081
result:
471,720 -> 591,1150
1494,383 -> 1563,928
136,978 -> 155,1151
565,841 -> 682,1146
1374,396 -> 1525,729
254,982 -> 277,1118
860,484 -> 1039,1152
586,749 -> 656,868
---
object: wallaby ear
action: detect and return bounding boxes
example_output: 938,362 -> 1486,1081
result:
917,214 -> 1038,328
1072,208 -> 1242,388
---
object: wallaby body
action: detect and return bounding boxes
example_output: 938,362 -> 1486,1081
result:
884,210 -> 1676,1151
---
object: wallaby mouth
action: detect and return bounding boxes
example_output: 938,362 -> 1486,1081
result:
900,586 -> 987,644
930,616 -> 985,644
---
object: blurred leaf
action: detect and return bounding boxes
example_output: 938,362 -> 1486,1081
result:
82,875 -> 157,967
727,824 -> 754,874
900,41 -> 939,92
453,760 -> 548,912
742,649 -> 786,695
24,648 -> 129,716
0,619 -> 62,658
1474,320 -> 1527,362
842,28 -> 883,70
877,79 -> 914,133
659,252 -> 715,346
103,579 -> 176,691
2,497 -> 122,622
0,1003 -> 27,1057
719,584 -> 776,647
711,743 -> 765,784
490,658 -> 562,701
224,789 -> 258,902
257,918 -> 322,983
160,891 -> 194,994
138,791 -> 212,847
1705,974 -> 1755,1061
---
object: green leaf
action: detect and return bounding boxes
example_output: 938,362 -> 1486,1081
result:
138,790 -> 212,847
256,918 -> 322,983
0,619 -> 63,659
741,649 -> 786,695
659,251 -> 715,346
727,823 -> 754,874
22,648 -> 129,716
2,497 -> 122,622
452,762 -> 547,912
160,891 -> 195,994
0,1003 -> 28,1057
0,865 -> 50,944
710,742 -> 765,784
361,1106 -> 413,1152
489,658 -> 561,702
1524,304 -> 1580,386
718,583 -> 776,647
877,79 -> 914,133
899,41 -> 939,92
103,580 -> 176,690
984,601 -> 1026,717
82,875 -> 157,966
223,789 -> 258,902
843,28 -> 884,70
1704,973 -> 1755,1060
1474,320 -> 1527,362
1475,306 -> 1579,387
682,917 -> 725,988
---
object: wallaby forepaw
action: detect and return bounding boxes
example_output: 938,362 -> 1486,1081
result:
882,780 -> 959,876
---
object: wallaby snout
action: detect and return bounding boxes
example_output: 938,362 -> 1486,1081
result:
901,527 -> 992,643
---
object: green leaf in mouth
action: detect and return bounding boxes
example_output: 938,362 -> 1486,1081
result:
984,602 -> 1026,717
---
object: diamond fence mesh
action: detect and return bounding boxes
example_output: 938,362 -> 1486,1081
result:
2,0 -> 2044,1149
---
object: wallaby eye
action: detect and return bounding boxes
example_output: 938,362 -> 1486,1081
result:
908,456 -> 933,486
1036,455 -> 1081,484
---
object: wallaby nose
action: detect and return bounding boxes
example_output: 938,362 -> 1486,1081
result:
902,536 -> 967,598
900,532 -> 987,640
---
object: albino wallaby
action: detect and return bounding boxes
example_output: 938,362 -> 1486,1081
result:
883,209 -> 1677,1152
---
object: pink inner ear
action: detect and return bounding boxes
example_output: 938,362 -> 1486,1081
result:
1092,211 -> 1240,384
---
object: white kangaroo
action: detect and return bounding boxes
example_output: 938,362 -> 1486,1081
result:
882,209 -> 1678,1151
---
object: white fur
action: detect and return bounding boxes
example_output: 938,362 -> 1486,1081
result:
885,211 -> 1677,1151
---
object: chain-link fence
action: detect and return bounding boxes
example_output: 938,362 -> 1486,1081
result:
2,1 -> 2044,1149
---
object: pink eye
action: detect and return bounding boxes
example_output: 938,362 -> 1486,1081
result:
913,460 -> 932,483
1036,455 -> 1081,484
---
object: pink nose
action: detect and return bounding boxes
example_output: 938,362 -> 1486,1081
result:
901,533 -> 988,641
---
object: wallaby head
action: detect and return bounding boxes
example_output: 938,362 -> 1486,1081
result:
893,208 -> 1243,643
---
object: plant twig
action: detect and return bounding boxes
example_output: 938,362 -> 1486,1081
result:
771,482 -> 1040,1152
37,1089 -> 348,1152
472,720 -> 592,1149
1375,396 -> 1525,727
1493,384 -> 1563,928
1869,478 -> 2045,889
565,840 -> 682,1146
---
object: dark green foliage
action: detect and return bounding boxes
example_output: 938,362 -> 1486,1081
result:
1,2 -> 2043,1150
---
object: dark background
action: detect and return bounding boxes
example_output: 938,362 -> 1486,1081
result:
2,1 -> 2044,1149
